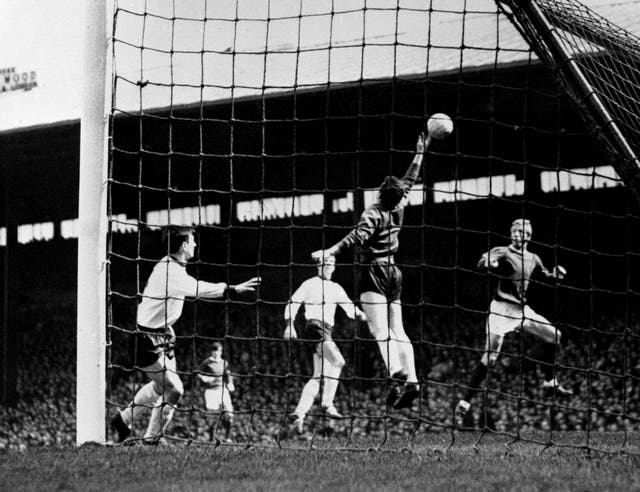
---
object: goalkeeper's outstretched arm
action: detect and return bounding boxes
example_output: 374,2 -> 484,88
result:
311,132 -> 429,263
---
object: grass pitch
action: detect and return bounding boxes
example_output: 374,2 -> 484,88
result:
2,432 -> 639,491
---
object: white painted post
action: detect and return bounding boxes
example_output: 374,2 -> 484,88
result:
77,0 -> 109,445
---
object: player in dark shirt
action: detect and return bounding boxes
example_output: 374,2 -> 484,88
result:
197,342 -> 235,443
456,219 -> 573,427
312,132 -> 429,410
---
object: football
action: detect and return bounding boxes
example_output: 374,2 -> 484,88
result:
427,113 -> 454,139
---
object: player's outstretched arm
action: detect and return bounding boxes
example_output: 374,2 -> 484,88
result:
400,132 -> 429,188
230,276 -> 261,294
311,204 -> 381,261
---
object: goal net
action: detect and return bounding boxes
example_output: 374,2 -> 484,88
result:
103,0 -> 640,452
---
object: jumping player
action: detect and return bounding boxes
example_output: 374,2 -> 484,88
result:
110,226 -> 260,445
283,255 -> 366,435
455,218 -> 573,425
197,342 -> 236,443
312,132 -> 429,410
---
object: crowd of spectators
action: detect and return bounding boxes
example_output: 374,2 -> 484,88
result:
1,293 -> 639,450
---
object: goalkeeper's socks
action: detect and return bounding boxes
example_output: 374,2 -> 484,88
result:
539,342 -> 557,381
463,363 -> 488,402
393,383 -> 420,410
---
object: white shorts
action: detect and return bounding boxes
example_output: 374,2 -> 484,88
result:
204,387 -> 234,413
486,299 -> 543,338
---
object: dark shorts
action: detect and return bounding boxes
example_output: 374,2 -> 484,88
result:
303,319 -> 333,344
133,326 -> 176,368
359,262 -> 403,301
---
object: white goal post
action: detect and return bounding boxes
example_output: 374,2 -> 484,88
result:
76,0 -> 110,446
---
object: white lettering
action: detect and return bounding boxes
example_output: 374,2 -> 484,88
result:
112,214 -> 138,234
406,185 -> 426,206
363,189 -> 378,208
433,174 -> 523,203
332,192 -> 354,213
236,194 -> 324,222
146,205 -> 221,227
540,166 -> 621,193
17,221 -> 54,244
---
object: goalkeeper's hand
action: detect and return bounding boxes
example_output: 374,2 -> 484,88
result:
226,382 -> 235,393
416,132 -> 430,153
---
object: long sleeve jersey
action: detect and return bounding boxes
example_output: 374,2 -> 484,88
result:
197,357 -> 230,388
332,157 -> 422,262
137,255 -> 227,329
478,245 -> 551,304
284,276 -> 363,326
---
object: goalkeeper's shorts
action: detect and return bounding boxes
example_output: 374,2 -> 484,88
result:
359,261 -> 402,301
133,325 -> 176,368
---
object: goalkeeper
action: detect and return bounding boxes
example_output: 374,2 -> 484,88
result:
456,219 -> 573,426
312,132 -> 429,410
110,226 -> 260,445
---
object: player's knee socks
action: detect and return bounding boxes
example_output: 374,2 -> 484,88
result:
321,363 -> 342,407
145,396 -> 178,438
221,413 -> 233,433
120,381 -> 161,427
161,405 -> 176,433
539,342 -> 557,381
295,379 -> 320,417
397,340 -> 418,384
463,363 -> 488,402
374,339 -> 402,377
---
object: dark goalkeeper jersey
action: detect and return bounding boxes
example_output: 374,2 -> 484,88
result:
334,159 -> 421,262
479,245 -> 547,304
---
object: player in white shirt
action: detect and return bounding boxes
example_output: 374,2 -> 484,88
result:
283,255 -> 366,435
197,342 -> 235,443
110,226 -> 260,445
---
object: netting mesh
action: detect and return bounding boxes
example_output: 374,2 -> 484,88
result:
106,0 -> 640,452
536,0 -> 640,154
498,0 -> 640,196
